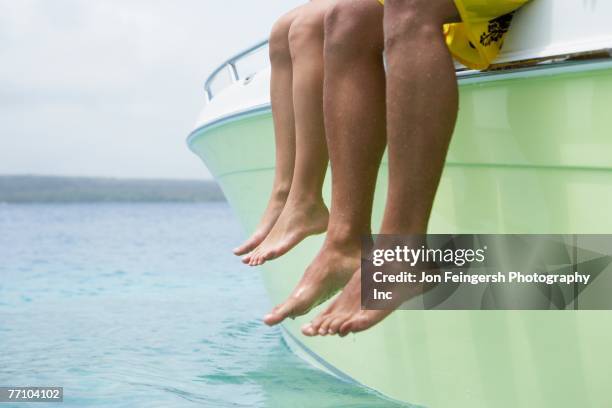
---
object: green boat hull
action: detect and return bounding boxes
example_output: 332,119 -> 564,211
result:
189,61 -> 612,407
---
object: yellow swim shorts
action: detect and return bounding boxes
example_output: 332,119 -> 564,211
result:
378,0 -> 530,70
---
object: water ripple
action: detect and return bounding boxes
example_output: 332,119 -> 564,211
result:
0,203 -> 404,407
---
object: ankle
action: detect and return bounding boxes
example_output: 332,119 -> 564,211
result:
379,220 -> 428,235
325,223 -> 369,249
271,185 -> 291,202
286,192 -> 326,209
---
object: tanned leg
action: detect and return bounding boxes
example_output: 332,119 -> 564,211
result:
307,0 -> 462,337
265,0 -> 386,326
244,0 -> 334,266
234,8 -> 301,256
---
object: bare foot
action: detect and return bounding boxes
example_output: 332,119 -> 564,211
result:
302,269 -> 392,337
233,190 -> 288,256
303,235 -> 442,336
242,197 -> 329,266
263,237 -> 361,325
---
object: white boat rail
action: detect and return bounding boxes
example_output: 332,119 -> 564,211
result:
202,0 -> 612,103
203,41 -> 611,103
204,39 -> 269,103
204,40 -> 612,98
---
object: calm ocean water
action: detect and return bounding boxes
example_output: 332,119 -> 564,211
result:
0,203 -> 401,408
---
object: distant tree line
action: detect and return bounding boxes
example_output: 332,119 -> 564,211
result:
0,176 -> 226,203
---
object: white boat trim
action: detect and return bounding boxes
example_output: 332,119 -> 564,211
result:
187,104 -> 271,147
190,57 -> 612,145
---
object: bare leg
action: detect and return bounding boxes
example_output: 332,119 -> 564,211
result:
307,0 -> 462,337
234,8 -> 301,255
244,0 -> 334,266
265,0 -> 386,326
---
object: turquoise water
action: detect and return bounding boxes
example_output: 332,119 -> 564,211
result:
0,203 -> 401,407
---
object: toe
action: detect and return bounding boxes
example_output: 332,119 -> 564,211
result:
234,243 -> 247,256
264,290 -> 315,326
235,229 -> 269,256
248,251 -> 261,266
328,315 -> 346,335
265,237 -> 297,262
233,238 -> 256,256
308,312 -> 328,335
339,313 -> 370,337
301,323 -> 316,336
338,318 -> 354,337
347,316 -> 368,334
262,248 -> 277,261
318,316 -> 334,336
263,307 -> 283,326
247,255 -> 256,266
263,298 -> 297,326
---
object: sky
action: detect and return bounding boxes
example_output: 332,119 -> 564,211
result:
0,0 -> 302,180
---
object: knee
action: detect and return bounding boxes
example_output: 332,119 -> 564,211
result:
325,2 -> 366,60
269,15 -> 293,64
287,15 -> 323,58
384,0 -> 443,51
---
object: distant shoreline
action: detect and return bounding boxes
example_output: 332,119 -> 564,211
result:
0,175 -> 226,203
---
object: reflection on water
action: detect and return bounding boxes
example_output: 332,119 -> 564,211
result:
0,203 -> 401,407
